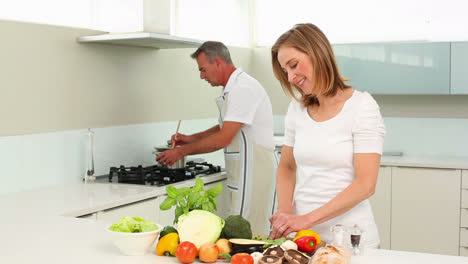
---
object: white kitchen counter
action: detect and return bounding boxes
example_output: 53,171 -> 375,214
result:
381,155 -> 468,169
1,172 -> 467,264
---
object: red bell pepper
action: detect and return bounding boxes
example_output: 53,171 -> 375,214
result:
295,236 -> 317,252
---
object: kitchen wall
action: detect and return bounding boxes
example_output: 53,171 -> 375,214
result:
1,19 -> 467,195
250,47 -> 468,157
0,19 -> 252,195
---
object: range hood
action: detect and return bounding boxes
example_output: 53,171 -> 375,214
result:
77,0 -> 204,49
77,32 -> 203,49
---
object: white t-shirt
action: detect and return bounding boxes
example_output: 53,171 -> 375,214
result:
284,90 -> 386,248
222,68 -> 274,150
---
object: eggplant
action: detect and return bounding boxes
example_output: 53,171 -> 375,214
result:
229,239 -> 267,254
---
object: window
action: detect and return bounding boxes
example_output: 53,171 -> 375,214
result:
256,0 -> 468,46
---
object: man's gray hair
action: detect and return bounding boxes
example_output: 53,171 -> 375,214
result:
190,41 -> 233,65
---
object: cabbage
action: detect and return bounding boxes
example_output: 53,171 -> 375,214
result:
177,210 -> 225,249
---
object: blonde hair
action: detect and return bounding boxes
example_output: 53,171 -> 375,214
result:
271,23 -> 350,106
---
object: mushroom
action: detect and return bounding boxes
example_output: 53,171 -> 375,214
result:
284,249 -> 310,264
258,255 -> 282,264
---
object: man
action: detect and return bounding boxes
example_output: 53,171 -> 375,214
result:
157,41 -> 275,235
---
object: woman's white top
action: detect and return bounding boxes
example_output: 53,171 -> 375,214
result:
283,90 -> 386,248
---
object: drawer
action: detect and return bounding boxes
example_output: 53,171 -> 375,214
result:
462,190 -> 468,208
461,246 -> 468,257
462,209 -> 468,227
463,170 -> 468,189
461,228 -> 468,247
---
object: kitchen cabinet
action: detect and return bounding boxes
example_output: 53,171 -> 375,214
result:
450,42 -> 468,94
391,167 -> 460,255
461,170 -> 468,255
333,42 -> 450,94
369,166 -> 392,249
96,197 -> 159,224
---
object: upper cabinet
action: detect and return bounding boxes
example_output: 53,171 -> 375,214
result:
450,42 -> 468,94
334,43 -> 450,94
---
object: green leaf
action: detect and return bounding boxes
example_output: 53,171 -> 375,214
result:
208,196 -> 218,210
195,197 -> 205,207
202,202 -> 214,212
179,187 -> 191,197
206,183 -> 222,197
159,197 -> 176,210
166,185 -> 180,199
174,206 -> 184,224
219,253 -> 231,260
188,192 -> 201,208
193,177 -> 204,192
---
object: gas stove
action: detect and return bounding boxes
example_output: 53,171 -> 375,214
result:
108,161 -> 222,186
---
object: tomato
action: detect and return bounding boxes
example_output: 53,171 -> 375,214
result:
176,241 -> 198,264
231,253 -> 254,264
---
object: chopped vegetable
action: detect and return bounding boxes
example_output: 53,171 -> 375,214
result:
109,216 -> 159,233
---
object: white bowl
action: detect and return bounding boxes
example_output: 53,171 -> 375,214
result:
106,225 -> 163,256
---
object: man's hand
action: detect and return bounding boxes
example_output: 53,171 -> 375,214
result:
171,133 -> 193,147
156,148 -> 184,166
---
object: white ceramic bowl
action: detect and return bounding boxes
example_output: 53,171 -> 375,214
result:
106,225 -> 163,256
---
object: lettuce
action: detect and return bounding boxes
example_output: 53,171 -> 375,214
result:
109,216 -> 159,233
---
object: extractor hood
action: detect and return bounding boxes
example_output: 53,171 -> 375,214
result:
77,32 -> 204,49
77,0 -> 204,49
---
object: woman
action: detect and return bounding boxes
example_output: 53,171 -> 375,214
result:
269,23 -> 385,249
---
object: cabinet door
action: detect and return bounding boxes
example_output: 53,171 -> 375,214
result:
97,198 -> 159,224
451,42 -> 468,94
369,166 -> 392,249
391,167 -> 461,255
334,42 -> 450,94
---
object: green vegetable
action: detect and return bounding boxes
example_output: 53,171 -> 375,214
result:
252,235 -> 287,249
159,226 -> 178,239
177,210 -> 225,249
109,216 -> 159,233
220,215 -> 252,239
159,176 -> 223,223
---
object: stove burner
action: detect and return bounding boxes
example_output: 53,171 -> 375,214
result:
108,161 -> 221,186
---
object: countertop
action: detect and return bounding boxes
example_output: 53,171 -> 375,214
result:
1,172 -> 467,263
274,135 -> 468,170
381,155 -> 468,170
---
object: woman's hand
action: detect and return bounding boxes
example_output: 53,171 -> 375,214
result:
269,212 -> 311,239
